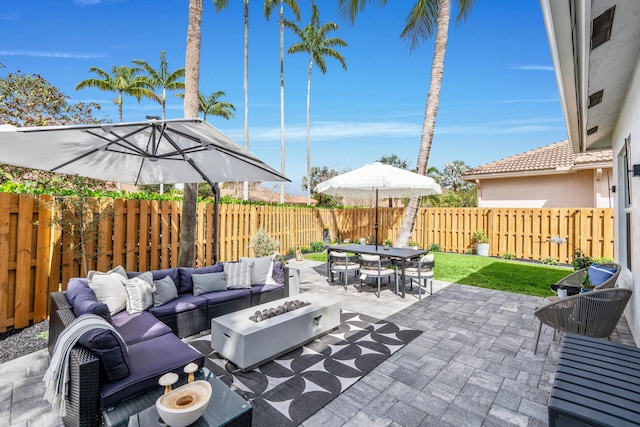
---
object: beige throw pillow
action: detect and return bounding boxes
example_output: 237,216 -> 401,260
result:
87,266 -> 128,315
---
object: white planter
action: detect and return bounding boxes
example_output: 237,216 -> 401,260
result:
476,243 -> 490,257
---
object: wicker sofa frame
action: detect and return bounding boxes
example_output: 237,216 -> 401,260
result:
48,265 -> 296,427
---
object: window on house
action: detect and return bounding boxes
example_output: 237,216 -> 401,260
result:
619,136 -> 632,270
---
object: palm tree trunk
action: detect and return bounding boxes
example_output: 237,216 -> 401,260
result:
178,0 -> 203,268
242,0 -> 250,201
118,91 -> 123,122
396,0 -> 451,247
279,4 -> 286,204
306,59 -> 312,205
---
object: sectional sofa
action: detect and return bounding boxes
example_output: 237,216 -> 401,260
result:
48,258 -> 298,426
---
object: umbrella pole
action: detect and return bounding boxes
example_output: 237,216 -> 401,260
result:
213,183 -> 220,264
375,189 -> 379,250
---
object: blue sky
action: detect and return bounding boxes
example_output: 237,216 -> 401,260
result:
0,0 -> 566,196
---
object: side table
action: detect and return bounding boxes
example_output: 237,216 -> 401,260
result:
548,334 -> 640,426
102,368 -> 252,427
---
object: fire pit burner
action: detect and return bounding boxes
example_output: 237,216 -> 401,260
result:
249,299 -> 310,322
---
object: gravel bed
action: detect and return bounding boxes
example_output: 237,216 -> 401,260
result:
0,320 -> 49,364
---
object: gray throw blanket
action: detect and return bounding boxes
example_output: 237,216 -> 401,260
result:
43,314 -> 125,416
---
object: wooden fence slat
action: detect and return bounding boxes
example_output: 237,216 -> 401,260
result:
0,193 -> 11,332
34,196 -> 52,322
14,196 -> 34,328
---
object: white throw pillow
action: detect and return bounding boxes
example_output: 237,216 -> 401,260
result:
122,277 -> 155,314
87,266 -> 128,315
224,262 -> 253,289
239,255 -> 276,285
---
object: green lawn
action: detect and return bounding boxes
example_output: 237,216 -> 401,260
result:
304,251 -> 571,297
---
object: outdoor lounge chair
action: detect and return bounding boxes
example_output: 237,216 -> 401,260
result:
549,263 -> 620,297
533,287 -> 632,354
402,253 -> 434,300
358,254 -> 396,298
327,251 -> 360,290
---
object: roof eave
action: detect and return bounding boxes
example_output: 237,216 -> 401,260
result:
540,0 -> 590,153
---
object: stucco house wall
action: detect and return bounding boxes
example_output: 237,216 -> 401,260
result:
610,51 -> 640,344
477,169 -> 613,208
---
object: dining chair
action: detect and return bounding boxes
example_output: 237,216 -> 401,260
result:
533,287 -> 632,354
358,254 -> 396,298
327,251 -> 360,290
402,253 -> 434,300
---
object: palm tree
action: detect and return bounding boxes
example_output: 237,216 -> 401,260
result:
76,65 -> 151,122
132,51 -> 185,119
285,1 -> 347,205
378,154 -> 410,207
265,0 -> 301,204
213,0 -> 251,201
338,0 -> 476,247
178,0 -> 203,268
440,160 -> 472,192
176,90 -> 236,120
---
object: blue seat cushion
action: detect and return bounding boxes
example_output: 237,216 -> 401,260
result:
178,264 -> 224,294
78,328 -> 130,383
128,268 -> 180,290
272,261 -> 285,286
72,288 -> 112,323
66,278 -> 91,305
110,311 -> 172,344
250,283 -> 284,296
98,333 -> 205,409
198,288 -> 251,306
146,294 -> 207,317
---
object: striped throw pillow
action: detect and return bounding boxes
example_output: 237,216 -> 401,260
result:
224,262 -> 253,289
122,277 -> 155,314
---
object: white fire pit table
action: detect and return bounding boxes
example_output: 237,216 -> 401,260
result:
211,294 -> 340,371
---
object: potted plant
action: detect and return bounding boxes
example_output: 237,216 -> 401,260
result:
408,241 -> 420,250
383,239 -> 393,250
473,230 -> 490,256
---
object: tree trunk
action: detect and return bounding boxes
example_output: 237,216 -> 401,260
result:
396,0 -> 451,247
178,0 -> 202,268
306,58 -> 312,205
242,0 -> 250,201
118,91 -> 123,122
279,4 -> 286,204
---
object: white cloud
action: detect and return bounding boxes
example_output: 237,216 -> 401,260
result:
511,65 -> 555,71
0,50 -> 104,59
0,13 -> 18,20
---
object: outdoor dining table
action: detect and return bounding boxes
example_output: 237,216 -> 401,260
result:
327,244 -> 428,298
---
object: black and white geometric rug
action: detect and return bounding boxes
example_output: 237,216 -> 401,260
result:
188,310 -> 422,427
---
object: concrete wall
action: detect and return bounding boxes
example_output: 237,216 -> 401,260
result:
611,53 -> 640,346
476,169 -> 613,208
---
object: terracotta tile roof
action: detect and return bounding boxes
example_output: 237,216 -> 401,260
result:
462,140 -> 612,178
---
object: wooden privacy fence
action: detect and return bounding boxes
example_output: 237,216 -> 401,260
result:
0,192 -> 614,332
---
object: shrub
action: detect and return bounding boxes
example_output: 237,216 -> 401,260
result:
541,257 -> 559,265
299,246 -> 311,253
472,230 -> 489,244
427,243 -> 441,252
310,240 -> 325,253
572,250 -> 592,270
287,247 -> 295,255
249,228 -> 280,257
502,252 -> 515,260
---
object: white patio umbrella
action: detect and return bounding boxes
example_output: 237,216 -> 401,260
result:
0,118 -> 289,261
314,162 -> 441,247
0,118 -> 288,185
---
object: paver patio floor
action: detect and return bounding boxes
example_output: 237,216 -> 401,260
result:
1,259 -> 635,426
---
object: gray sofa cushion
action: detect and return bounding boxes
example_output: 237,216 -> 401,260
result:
153,275 -> 179,307
178,264 -> 224,294
192,272 -> 227,295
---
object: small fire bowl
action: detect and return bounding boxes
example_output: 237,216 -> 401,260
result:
156,380 -> 212,427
